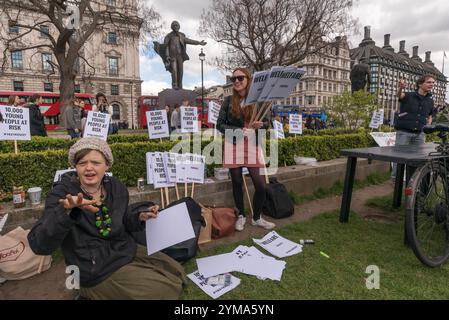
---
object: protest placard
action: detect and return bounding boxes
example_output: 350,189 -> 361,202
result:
0,106 -> 31,141
289,114 -> 302,135
187,271 -> 241,300
369,132 -> 396,147
151,152 -> 175,189
83,111 -> 111,140
180,107 -> 199,133
208,101 -> 222,125
146,110 -> 169,139
184,153 -> 206,184
163,152 -> 178,183
369,109 -> 384,129
146,152 -> 155,185
257,66 -> 285,102
273,120 -> 285,139
245,70 -> 270,105
266,67 -> 305,101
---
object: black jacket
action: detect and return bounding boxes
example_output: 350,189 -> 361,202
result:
28,172 -> 150,288
25,103 -> 47,136
395,91 -> 434,133
216,96 -> 270,145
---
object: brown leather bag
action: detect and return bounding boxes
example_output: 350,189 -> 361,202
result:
210,207 -> 237,239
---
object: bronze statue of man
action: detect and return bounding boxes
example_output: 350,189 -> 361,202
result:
350,59 -> 371,93
154,21 -> 207,90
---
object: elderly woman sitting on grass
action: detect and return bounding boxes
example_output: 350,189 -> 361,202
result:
28,138 -> 186,299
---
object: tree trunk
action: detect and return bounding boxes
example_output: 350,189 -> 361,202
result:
58,65 -> 76,130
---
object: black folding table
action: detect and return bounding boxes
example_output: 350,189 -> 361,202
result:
339,143 -> 440,224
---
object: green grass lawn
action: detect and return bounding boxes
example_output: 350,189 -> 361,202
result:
366,194 -> 405,215
181,211 -> 449,300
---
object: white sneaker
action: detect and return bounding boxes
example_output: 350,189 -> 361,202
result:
251,217 -> 276,230
235,215 -> 246,231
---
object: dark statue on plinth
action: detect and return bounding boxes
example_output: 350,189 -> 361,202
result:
350,59 -> 371,93
154,21 -> 207,90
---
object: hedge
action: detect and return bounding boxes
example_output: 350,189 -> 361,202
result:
0,133 -> 373,201
0,129 -> 370,153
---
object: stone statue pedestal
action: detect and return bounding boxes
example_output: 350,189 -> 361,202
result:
158,89 -> 198,109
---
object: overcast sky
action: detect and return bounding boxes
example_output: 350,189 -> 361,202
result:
142,0 -> 449,101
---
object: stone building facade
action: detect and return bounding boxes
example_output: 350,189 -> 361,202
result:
0,0 -> 142,128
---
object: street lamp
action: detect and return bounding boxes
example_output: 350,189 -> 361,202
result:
129,81 -> 133,129
199,49 -> 206,111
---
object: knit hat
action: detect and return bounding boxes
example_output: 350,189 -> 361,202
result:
68,137 -> 114,167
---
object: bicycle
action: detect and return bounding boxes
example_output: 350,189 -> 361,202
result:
405,123 -> 449,267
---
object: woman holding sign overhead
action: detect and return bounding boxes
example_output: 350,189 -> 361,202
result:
28,138 -> 187,299
217,67 -> 276,232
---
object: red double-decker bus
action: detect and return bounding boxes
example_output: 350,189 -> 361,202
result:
137,95 -> 221,129
0,91 -> 96,131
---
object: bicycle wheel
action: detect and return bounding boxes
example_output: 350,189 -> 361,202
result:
405,161 -> 449,267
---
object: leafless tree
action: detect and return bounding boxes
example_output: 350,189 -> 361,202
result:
200,0 -> 356,71
0,0 -> 161,124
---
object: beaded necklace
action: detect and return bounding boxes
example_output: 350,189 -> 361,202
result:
80,183 -> 112,238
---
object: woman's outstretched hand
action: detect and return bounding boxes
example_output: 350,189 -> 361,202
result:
59,193 -> 99,213
139,205 -> 160,221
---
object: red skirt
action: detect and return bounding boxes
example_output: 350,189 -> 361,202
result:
223,137 -> 265,168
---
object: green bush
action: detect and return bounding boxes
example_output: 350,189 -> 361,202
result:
0,136 -> 75,153
0,132 -> 373,201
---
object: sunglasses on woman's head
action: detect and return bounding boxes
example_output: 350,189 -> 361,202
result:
230,76 -> 247,83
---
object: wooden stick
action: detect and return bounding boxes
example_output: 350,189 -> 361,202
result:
165,187 -> 170,205
256,101 -> 274,123
184,182 -> 188,197
251,101 -> 268,125
259,150 -> 270,184
190,183 -> 195,198
14,140 -> 18,154
242,175 -> 254,217
37,256 -> 45,274
249,102 -> 261,125
160,189 -> 165,208
175,184 -> 180,200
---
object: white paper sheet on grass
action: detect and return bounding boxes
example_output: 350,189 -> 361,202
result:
187,271 -> 241,299
0,214 -> 8,232
253,231 -> 303,258
232,245 -> 286,281
145,202 -> 195,255
196,253 -> 239,278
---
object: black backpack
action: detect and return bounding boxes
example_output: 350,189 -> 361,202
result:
130,197 -> 204,263
262,177 -> 294,219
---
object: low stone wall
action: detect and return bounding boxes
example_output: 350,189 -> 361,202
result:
0,158 -> 389,233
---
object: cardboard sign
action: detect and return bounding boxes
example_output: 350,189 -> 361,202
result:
289,114 -> 302,135
83,111 -> 111,141
180,107 -> 199,133
208,101 -> 221,125
369,109 -> 384,129
273,120 -> 285,139
163,152 -> 178,183
265,67 -> 305,101
146,152 -> 154,185
151,152 -> 175,189
0,106 -> 31,141
245,70 -> 270,105
184,153 -> 206,184
146,110 -> 169,139
370,132 -> 396,147
175,153 -> 187,183
258,66 -> 285,102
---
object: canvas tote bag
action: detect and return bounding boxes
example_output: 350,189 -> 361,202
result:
0,227 -> 52,280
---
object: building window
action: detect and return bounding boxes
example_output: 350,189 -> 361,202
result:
42,53 -> 52,71
112,103 -> 120,120
11,50 -> 23,69
108,57 -> 118,75
13,80 -> 24,91
107,32 -> 117,44
74,84 -> 81,93
40,25 -> 50,37
44,82 -> 53,92
111,84 -> 119,95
